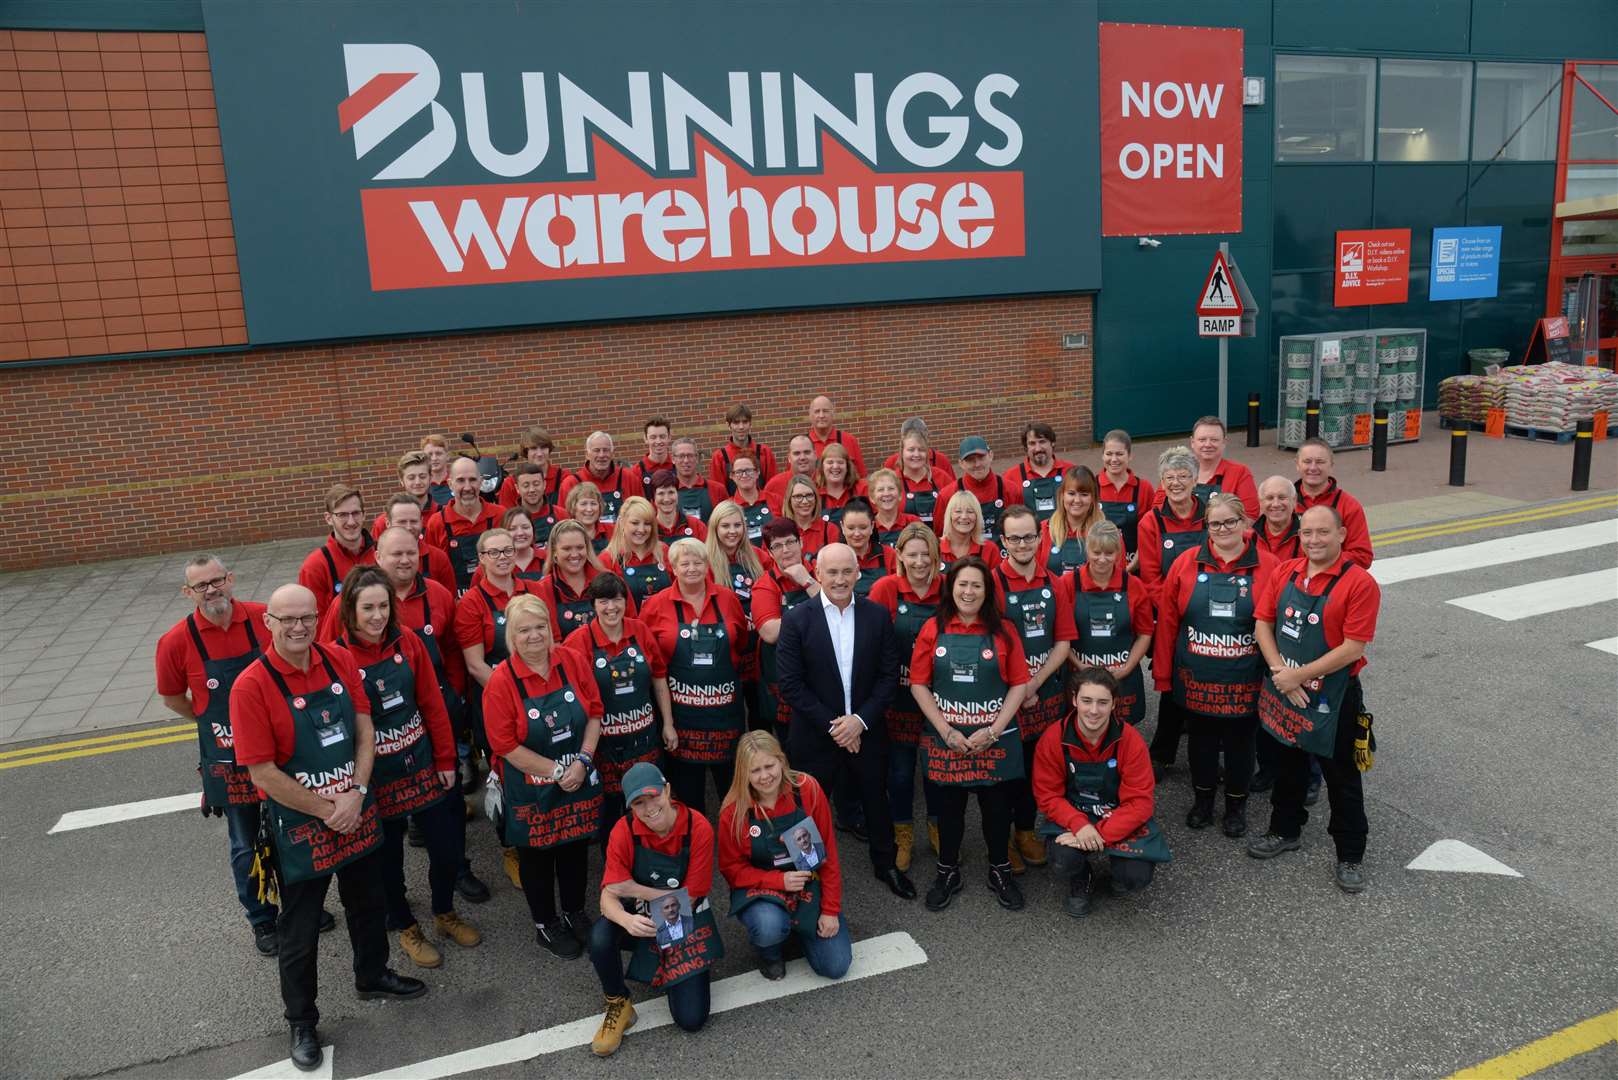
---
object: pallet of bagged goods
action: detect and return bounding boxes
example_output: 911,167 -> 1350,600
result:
1437,374 -> 1506,426
1497,362 -> 1618,434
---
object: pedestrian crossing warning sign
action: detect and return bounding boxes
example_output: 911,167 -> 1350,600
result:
1197,251 -> 1244,315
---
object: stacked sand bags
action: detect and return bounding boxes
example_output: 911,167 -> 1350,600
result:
1499,362 -> 1618,431
1437,374 -> 1506,425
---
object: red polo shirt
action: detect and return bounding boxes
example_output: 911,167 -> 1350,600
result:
716,773 -> 842,916
1295,479 -> 1375,570
393,576 -> 467,694
1152,538 -> 1279,693
1002,459 -> 1076,488
1164,458 -> 1259,521
561,463 -> 634,506
155,600 -> 268,718
1033,716 -> 1155,842
497,465 -> 565,509
1256,516 -> 1302,562
453,578 -> 538,657
868,572 -> 943,617
808,428 -> 867,477
934,472 -> 1022,535
939,538 -> 1002,572
425,499 -> 503,556
1136,500 -> 1206,599
992,563 -> 1078,643
298,533 -> 377,616
603,802 -> 714,900
334,631 -> 456,771
1255,554 -> 1379,676
640,584 -> 750,670
908,617 -> 1029,688
482,647 -> 605,757
231,642 -> 368,770
1076,565 -> 1157,642
710,440 -> 779,488
562,616 -> 669,678
884,447 -> 951,473
656,513 -> 708,543
1098,472 -> 1156,526
751,568 -> 807,632
762,470 -> 821,515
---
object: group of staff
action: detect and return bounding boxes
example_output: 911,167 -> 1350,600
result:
155,398 -> 1381,1071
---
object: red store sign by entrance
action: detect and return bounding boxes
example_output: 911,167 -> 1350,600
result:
1098,22 -> 1243,237
1334,228 -> 1411,306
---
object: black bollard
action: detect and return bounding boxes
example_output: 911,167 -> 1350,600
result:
1246,393 -> 1261,447
1305,398 -> 1320,441
1572,418 -> 1593,492
1372,407 -> 1388,472
1449,427 -> 1467,487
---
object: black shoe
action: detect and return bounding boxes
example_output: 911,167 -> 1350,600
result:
1064,874 -> 1092,919
1185,789 -> 1216,830
289,1024 -> 321,1072
782,932 -> 804,961
838,817 -> 869,843
318,910 -> 337,933
455,866 -> 491,904
253,922 -> 278,957
757,952 -> 786,980
1246,833 -> 1303,860
1250,768 -> 1275,793
1335,861 -> 1367,894
1304,778 -> 1322,806
355,969 -> 428,1001
987,864 -> 1025,911
562,910 -> 591,948
877,866 -> 917,900
1222,797 -> 1249,838
537,920 -> 583,960
924,866 -> 963,911
406,816 -> 426,848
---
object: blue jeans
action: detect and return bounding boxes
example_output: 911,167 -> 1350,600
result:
588,917 -> 710,1032
736,902 -> 852,979
225,802 -> 277,928
886,742 -> 939,826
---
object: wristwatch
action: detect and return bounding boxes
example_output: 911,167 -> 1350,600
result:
550,763 -> 565,781
354,783 -> 368,796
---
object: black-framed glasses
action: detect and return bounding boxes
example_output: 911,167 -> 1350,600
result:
266,612 -> 319,628
185,575 -> 230,593
1207,518 -> 1243,531
481,547 -> 516,559
1002,533 -> 1039,545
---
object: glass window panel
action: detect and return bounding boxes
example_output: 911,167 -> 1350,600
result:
1473,63 -> 1561,161
1378,59 -> 1472,162
1570,64 -> 1618,162
1276,55 -> 1375,162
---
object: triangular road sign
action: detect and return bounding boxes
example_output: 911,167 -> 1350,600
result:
1197,251 -> 1243,315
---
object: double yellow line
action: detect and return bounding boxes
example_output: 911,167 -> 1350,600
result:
0,722 -> 193,771
1372,493 -> 1618,549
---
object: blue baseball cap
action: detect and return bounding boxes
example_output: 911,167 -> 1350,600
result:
622,762 -> 667,803
959,435 -> 990,459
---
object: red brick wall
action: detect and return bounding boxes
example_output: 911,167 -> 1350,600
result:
0,294 -> 1093,570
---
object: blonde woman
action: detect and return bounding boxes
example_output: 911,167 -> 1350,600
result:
781,473 -> 839,566
863,468 -> 919,552
602,496 -> 670,607
937,489 -> 1001,571
533,519 -> 627,639
564,481 -> 614,555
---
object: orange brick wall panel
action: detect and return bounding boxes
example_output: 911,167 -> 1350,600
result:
0,294 -> 1093,570
0,28 -> 244,362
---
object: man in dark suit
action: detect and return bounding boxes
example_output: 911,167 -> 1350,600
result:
653,893 -> 694,949
777,543 -> 915,899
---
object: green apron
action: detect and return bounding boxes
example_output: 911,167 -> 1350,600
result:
588,634 -> 661,793
678,483 -> 717,524
527,508 -> 559,551
821,498 -> 849,528
1018,465 -> 1063,524
973,476 -> 1008,541
186,613 -> 263,808
1258,567 -> 1352,757
1099,475 -> 1145,554
500,664 -> 603,849
262,648 -> 383,884
874,517 -> 909,552
624,813 -> 723,987
402,578 -> 464,728
1172,542 -> 1263,718
438,506 -> 486,593
474,585 -> 512,665
592,467 -> 627,524
1036,718 -> 1171,862
728,798 -> 823,932
548,575 -> 596,636
902,477 -> 940,528
997,568 -> 1066,741
758,575 -> 811,734
853,550 -> 886,599
620,558 -> 671,608
1045,533 -> 1086,579
887,587 -> 938,746
344,634 -> 447,819
1193,467 -> 1233,508
1149,498 -> 1207,584
922,628 -> 1024,787
741,501 -> 774,544
1073,578 -> 1146,726
667,595 -> 745,764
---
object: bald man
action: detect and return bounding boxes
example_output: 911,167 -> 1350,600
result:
762,435 -> 822,514
231,584 -> 425,1070
1255,475 -> 1301,561
425,456 -> 504,593
807,396 -> 867,477
776,544 -> 914,899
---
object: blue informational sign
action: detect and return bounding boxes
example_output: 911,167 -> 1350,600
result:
1429,225 -> 1501,301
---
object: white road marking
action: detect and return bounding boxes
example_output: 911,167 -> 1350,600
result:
1586,636 -> 1618,656
1407,840 -> 1522,877
48,793 -> 196,834
1371,520 -> 1618,586
229,1044 -> 334,1080
350,930 -> 928,1080
1446,569 -> 1618,621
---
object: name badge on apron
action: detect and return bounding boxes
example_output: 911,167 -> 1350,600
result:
316,723 -> 346,747
691,638 -> 716,666
950,661 -> 977,684
379,689 -> 406,710
1035,496 -> 1055,512
1209,598 -> 1235,619
1089,615 -> 1115,637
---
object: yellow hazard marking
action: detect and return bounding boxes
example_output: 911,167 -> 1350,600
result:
0,724 -> 193,770
1372,494 -> 1618,548
1449,1005 -> 1618,1078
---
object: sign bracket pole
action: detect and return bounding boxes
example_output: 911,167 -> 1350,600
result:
1217,240 -> 1229,426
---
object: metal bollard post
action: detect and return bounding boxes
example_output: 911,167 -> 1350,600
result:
1305,398 -> 1320,441
1572,418 -> 1594,492
1246,393 -> 1261,447
1372,407 -> 1388,472
1449,427 -> 1467,487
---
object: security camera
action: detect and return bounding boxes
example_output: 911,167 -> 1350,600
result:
1137,237 -> 1162,249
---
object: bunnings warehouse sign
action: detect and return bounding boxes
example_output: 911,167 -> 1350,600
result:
202,0 -> 1101,344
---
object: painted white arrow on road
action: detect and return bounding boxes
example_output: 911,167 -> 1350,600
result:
1407,839 -> 1522,877
48,792 -> 196,834
229,1044 -> 334,1080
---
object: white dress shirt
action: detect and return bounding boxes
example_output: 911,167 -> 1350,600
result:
819,592 -> 865,729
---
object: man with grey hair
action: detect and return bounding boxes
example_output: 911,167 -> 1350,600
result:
562,430 -> 632,524
156,554 -> 286,954
1255,475 -> 1301,562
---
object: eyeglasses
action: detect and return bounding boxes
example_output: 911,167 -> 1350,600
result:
1002,533 -> 1039,545
1207,518 -> 1243,531
185,575 -> 229,593
790,492 -> 816,501
481,547 -> 516,559
769,539 -> 801,553
266,613 -> 319,628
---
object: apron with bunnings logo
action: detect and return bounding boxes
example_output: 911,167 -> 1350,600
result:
345,634 -> 446,819
262,648 -> 382,884
620,558 -> 671,608
1172,543 -> 1263,719
1258,568 -> 1351,757
886,589 -> 938,746
438,507 -> 484,592
1151,499 -> 1207,583
404,581 -> 465,728
728,798 -> 822,932
923,628 -> 1023,787
1036,718 -> 1171,862
1100,476 -> 1145,554
1073,581 -> 1145,726
1020,466 -> 1063,524
741,501 -> 773,543
998,569 -> 1065,740
758,577 -> 811,734
668,596 -> 745,764
500,665 -> 603,849
625,814 -> 723,987
589,635 -> 661,792
187,614 -> 263,807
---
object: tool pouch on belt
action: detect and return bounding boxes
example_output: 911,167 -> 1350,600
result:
1353,710 -> 1375,772
249,807 -> 281,908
